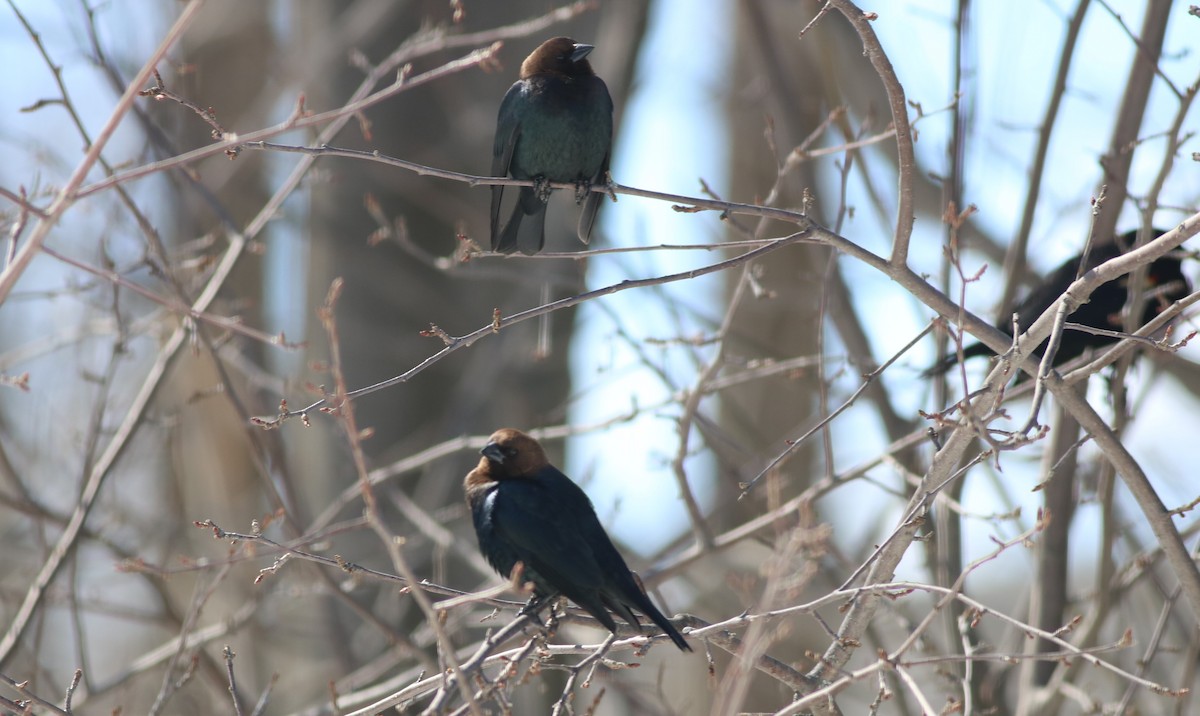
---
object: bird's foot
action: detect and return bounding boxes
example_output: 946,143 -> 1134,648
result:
545,601 -> 562,632
573,178 -> 592,205
517,593 -> 554,620
517,595 -> 541,618
533,176 -> 553,203
603,171 -> 617,202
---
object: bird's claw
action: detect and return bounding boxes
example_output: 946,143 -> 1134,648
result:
533,176 -> 553,203
518,593 -> 555,621
517,595 -> 540,617
574,178 -> 591,205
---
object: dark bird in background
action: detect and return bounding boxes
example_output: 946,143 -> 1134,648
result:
464,428 -> 691,651
490,37 -> 614,254
926,229 -> 1191,378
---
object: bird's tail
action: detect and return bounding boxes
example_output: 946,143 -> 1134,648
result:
620,581 -> 692,652
644,605 -> 692,652
577,184 -> 603,244
496,187 -> 547,255
601,589 -> 691,651
923,352 -> 959,378
923,341 -> 993,378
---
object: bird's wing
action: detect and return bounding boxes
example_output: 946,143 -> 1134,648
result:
1013,242 -> 1124,330
470,488 -> 521,580
489,470 -> 615,605
577,81 -> 614,244
490,84 -> 523,247
576,149 -> 608,244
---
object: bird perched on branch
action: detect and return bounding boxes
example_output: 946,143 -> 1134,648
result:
490,37 -> 613,254
464,428 -> 691,651
926,229 -> 1191,379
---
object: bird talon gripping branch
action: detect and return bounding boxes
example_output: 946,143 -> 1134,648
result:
464,428 -> 692,652
573,178 -> 591,205
517,592 -> 549,618
489,37 -> 613,254
533,176 -> 554,204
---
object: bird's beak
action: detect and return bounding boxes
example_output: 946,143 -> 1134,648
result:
570,43 -> 594,62
481,442 -> 505,464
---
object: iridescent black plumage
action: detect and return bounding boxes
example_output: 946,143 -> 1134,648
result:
490,37 -> 613,254
464,429 -> 690,651
927,229 -> 1190,378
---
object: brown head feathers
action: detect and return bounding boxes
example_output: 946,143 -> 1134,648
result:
477,428 -> 550,479
520,37 -> 596,80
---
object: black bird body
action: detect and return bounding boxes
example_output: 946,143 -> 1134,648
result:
928,229 -> 1190,377
490,37 -> 613,254
464,429 -> 691,651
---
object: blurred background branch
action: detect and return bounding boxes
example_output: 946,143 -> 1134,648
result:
0,1 -> 1198,714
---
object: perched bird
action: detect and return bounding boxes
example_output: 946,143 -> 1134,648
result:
464,428 -> 691,651
927,229 -> 1190,378
490,37 -> 614,254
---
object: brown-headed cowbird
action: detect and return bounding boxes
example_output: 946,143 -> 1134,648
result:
464,428 -> 691,651
927,229 -> 1190,378
490,37 -> 613,255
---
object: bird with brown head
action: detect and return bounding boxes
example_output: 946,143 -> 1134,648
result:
464,428 -> 691,651
490,37 -> 614,254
